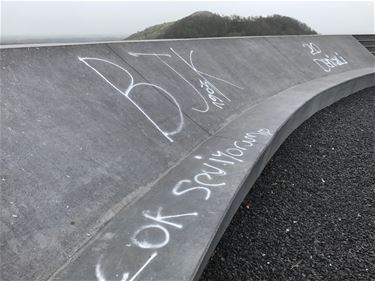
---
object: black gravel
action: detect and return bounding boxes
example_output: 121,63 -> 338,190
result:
200,87 -> 375,281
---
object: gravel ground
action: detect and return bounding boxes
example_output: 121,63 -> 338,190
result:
200,87 -> 375,281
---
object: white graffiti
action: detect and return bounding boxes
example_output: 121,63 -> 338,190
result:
302,42 -> 321,55
171,129 -> 272,201
78,57 -> 184,143
131,209 -> 198,249
94,128 -> 272,281
302,42 -> 348,72
170,48 -> 242,109
142,207 -> 198,229
79,49 -> 243,142
88,40 -> 351,280
121,128 -> 272,279
313,54 -> 348,72
172,179 -> 211,200
131,224 -> 170,249
96,252 -> 157,281
129,48 -> 244,112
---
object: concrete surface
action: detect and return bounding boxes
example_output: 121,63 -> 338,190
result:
0,35 -> 374,281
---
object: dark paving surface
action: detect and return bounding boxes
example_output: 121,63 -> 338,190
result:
201,87 -> 375,281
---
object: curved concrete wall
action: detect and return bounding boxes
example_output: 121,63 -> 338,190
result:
1,35 -> 374,281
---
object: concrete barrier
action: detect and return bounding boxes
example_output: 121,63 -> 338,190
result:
1,35 -> 374,281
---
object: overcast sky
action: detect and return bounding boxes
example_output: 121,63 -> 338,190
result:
1,1 -> 374,44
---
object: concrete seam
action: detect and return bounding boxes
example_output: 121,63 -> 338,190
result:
264,36 -> 314,79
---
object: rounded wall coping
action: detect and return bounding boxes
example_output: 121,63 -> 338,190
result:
193,67 -> 375,280
52,67 -> 375,281
1,34 -> 356,50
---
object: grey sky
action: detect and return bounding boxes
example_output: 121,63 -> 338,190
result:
1,1 -> 374,44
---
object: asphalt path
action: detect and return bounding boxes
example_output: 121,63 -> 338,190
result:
201,87 -> 375,281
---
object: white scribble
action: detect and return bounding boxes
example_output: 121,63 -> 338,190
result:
98,128 -> 273,281
313,54 -> 348,72
78,57 -> 184,142
131,224 -> 170,249
142,207 -> 198,229
194,164 -> 227,187
302,42 -> 322,55
95,261 -> 107,281
125,252 -> 157,281
233,141 -> 249,150
95,252 -> 157,281
128,51 -> 210,113
302,43 -> 348,72
80,47 -> 245,142
255,128 -> 273,137
128,48 -> 244,113
171,48 -> 239,109
225,147 -> 244,157
211,150 -> 244,163
172,179 -> 211,200
172,128 -> 274,200
95,259 -> 128,281
171,48 -> 244,90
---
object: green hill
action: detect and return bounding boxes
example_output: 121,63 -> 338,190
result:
126,11 -> 317,40
126,22 -> 174,40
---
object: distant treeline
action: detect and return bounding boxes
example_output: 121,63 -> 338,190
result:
127,11 -> 317,40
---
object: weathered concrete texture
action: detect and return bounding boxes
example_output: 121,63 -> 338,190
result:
0,35 -> 374,281
1,44 -> 207,281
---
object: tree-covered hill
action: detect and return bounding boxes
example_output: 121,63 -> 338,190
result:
127,11 -> 317,40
